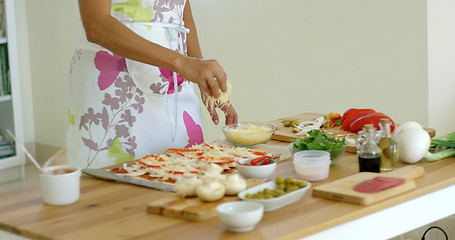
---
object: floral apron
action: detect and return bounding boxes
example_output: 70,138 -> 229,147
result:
67,0 -> 204,169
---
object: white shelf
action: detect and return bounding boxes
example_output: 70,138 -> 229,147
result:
0,95 -> 11,102
0,0 -> 25,182
0,155 -> 22,169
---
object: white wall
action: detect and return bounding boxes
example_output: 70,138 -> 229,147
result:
427,0 -> 455,137
19,0 -> 450,151
25,0 -> 81,147
191,0 -> 429,140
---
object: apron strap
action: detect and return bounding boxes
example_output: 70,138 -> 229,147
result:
124,21 -> 190,142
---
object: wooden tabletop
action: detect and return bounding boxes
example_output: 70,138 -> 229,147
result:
1,141 -> 455,240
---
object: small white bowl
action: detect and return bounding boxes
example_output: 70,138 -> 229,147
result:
236,158 -> 277,179
238,180 -> 311,211
216,201 -> 264,232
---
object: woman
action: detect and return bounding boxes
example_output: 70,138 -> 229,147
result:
67,0 -> 237,169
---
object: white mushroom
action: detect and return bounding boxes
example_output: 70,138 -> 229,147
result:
175,174 -> 200,198
202,164 -> 226,182
196,177 -> 226,202
224,174 -> 247,195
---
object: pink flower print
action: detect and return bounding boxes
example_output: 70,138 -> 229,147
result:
95,51 -> 127,91
183,111 -> 204,147
159,67 -> 184,94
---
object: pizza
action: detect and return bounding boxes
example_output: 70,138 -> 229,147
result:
108,142 -> 282,186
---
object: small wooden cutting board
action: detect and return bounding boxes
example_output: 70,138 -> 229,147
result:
147,178 -> 264,221
312,166 -> 425,205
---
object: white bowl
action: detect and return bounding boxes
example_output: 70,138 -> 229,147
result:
216,201 -> 264,232
236,158 -> 277,179
238,180 -> 311,211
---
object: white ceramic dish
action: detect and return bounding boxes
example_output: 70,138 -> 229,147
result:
216,201 -> 264,232
238,180 -> 311,211
236,158 -> 277,179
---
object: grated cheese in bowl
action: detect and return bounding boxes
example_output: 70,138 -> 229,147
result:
223,122 -> 277,147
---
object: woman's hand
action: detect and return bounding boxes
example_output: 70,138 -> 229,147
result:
202,93 -> 238,126
177,57 -> 227,99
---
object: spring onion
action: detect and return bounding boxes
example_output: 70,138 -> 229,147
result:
424,132 -> 455,162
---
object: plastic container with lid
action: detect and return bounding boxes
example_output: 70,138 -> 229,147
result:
293,150 -> 330,181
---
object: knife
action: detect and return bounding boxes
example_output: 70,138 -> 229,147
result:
82,168 -> 175,192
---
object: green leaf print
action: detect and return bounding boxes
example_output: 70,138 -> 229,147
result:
108,138 -> 134,164
112,0 -> 154,22
68,108 -> 75,126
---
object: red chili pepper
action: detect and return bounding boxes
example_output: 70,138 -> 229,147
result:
213,160 -> 234,165
136,160 -> 164,168
248,150 -> 267,156
251,156 -> 267,165
165,148 -> 204,156
142,154 -> 166,162
261,157 -> 271,165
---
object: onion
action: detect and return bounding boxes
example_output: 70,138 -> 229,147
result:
393,121 -> 423,138
394,127 -> 430,163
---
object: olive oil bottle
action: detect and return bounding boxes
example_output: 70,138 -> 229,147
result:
378,119 -> 398,172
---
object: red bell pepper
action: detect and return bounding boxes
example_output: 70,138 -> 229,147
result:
349,112 -> 395,133
340,108 -> 376,131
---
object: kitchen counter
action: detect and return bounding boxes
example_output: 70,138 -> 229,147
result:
0,141 -> 455,240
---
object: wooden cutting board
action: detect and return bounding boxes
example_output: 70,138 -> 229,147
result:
147,178 -> 264,221
268,112 -> 436,153
312,166 -> 425,205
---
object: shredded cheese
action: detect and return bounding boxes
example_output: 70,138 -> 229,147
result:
204,81 -> 232,108
224,125 -> 274,146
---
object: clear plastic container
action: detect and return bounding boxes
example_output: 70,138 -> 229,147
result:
293,150 -> 330,181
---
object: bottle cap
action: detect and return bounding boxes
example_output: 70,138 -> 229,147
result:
364,124 -> 374,130
380,118 -> 390,124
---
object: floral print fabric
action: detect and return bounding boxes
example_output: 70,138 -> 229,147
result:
67,0 -> 204,169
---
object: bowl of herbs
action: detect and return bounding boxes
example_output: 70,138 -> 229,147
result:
289,129 -> 347,165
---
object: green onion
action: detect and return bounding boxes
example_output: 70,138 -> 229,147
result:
425,131 -> 455,162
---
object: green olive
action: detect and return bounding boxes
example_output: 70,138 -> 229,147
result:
275,177 -> 284,184
246,177 -> 305,199
285,177 -> 294,185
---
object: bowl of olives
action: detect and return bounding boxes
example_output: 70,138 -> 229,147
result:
237,177 -> 311,211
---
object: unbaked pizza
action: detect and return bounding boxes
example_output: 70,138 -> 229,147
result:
109,142 -> 283,186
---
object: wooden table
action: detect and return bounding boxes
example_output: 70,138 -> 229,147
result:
1,141 -> 455,240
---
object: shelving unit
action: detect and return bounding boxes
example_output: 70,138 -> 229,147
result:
0,0 -> 25,183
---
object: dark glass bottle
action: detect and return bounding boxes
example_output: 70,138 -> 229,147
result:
358,124 -> 382,173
